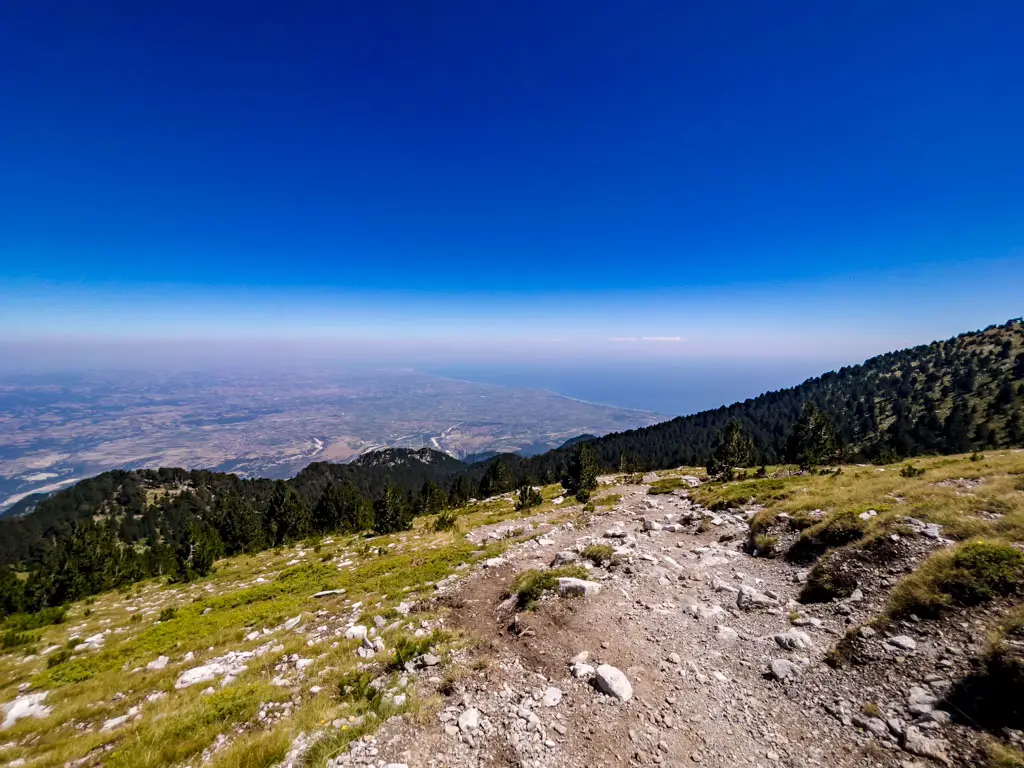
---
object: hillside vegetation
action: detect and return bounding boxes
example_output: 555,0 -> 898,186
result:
511,317 -> 1024,480
1,319 -> 1022,618
2,452 -> 1024,767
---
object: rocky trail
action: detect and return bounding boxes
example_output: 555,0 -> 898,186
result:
324,481 -> 973,768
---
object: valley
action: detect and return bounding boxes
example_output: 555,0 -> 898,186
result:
0,369 -> 663,511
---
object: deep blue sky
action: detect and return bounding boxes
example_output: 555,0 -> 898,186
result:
1,1 -> 1022,370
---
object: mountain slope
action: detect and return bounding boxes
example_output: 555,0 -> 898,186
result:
0,448 -> 464,569
501,318 -> 1024,483
2,319 -> 1022,611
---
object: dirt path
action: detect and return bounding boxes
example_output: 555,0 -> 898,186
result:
327,485 -> 925,768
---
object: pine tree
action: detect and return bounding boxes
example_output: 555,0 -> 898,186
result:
785,403 -> 839,469
707,420 -> 755,480
314,482 -> 373,534
172,522 -> 222,582
514,484 -> 543,511
374,482 -> 413,534
415,480 -> 448,516
478,460 -> 513,498
448,475 -> 470,506
265,481 -> 311,545
943,400 -> 973,453
563,443 -> 599,500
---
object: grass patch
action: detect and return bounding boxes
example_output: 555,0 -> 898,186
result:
106,683 -> 280,768
648,477 -> 685,495
800,559 -> 858,603
592,492 -> 622,509
581,544 -> 615,566
692,474 -> 795,509
786,509 -> 866,564
986,741 -> 1024,768
207,728 -> 291,768
511,565 -> 589,609
887,540 -> 1024,619
752,534 -> 778,558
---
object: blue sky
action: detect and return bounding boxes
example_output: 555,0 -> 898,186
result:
1,1 -> 1022,367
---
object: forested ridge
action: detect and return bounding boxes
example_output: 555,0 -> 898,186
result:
1,318 -> 1022,617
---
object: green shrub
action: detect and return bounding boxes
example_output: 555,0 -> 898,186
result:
900,464 -> 925,478
514,485 -> 543,511
47,648 -> 71,668
581,544 -> 614,566
511,565 -> 588,609
575,489 -> 591,503
1,629 -> 34,650
753,534 -> 778,558
389,631 -> 448,671
3,606 -> 66,631
943,541 -> 1024,605
432,509 -> 458,532
888,540 -> 1024,618
337,668 -> 379,703
158,606 -> 178,622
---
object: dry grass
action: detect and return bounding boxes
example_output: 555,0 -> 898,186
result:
0,489 -> 560,768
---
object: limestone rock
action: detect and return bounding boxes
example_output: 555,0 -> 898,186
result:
902,726 -> 951,766
774,630 -> 813,651
557,577 -> 602,598
542,686 -> 563,707
458,707 -> 480,732
736,585 -> 777,610
2,692 -> 50,729
345,625 -> 368,641
593,664 -> 633,701
175,663 -> 224,689
769,658 -> 800,681
888,635 -> 917,651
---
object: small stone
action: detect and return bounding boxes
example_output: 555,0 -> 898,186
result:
344,625 -> 368,641
553,551 -> 580,566
774,630 -> 812,651
889,635 -> 917,651
593,664 -> 633,701
542,686 -> 563,707
769,658 -> 800,681
557,577 -> 602,598
902,726 -> 951,766
458,707 -> 480,732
